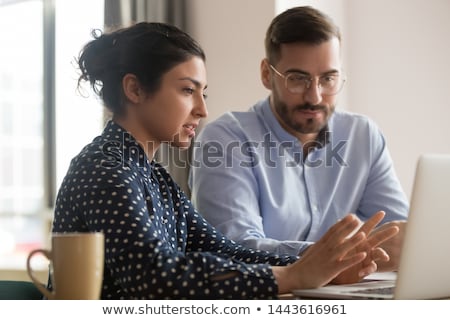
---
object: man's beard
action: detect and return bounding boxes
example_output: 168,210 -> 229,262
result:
272,94 -> 335,135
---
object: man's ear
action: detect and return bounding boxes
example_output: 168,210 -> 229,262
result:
260,58 -> 273,90
122,73 -> 142,104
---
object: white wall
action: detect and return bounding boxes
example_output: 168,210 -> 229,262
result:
345,0 -> 450,197
187,0 -> 450,199
186,0 -> 275,122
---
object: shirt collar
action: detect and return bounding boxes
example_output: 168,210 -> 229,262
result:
101,120 -> 155,171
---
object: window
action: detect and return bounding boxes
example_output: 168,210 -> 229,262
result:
54,0 -> 105,187
0,0 -> 104,269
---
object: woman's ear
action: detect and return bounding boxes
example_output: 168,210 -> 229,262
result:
122,73 -> 142,104
260,58 -> 273,90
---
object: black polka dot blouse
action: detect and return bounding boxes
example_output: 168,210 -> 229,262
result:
52,121 -> 298,299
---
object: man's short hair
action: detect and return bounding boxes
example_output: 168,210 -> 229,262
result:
265,6 -> 341,64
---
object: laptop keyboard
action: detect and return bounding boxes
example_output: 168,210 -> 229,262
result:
352,286 -> 395,295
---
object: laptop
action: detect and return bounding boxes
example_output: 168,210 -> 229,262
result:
292,153 -> 450,299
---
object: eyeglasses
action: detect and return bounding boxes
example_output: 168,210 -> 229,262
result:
269,64 -> 346,96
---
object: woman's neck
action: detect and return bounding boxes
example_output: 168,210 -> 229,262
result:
112,116 -> 160,160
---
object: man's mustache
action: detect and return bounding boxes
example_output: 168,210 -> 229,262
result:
295,104 -> 327,112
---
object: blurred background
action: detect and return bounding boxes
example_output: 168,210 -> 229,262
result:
1,0 -> 449,280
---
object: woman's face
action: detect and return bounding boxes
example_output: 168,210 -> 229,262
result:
129,56 -> 208,151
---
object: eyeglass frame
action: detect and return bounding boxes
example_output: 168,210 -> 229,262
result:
269,64 -> 346,96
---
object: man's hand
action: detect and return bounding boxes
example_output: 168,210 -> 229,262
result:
372,220 -> 407,272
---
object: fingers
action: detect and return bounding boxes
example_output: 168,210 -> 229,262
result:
358,211 -> 386,236
336,231 -> 366,259
367,225 -> 399,248
371,247 -> 390,262
321,214 -> 375,262
321,214 -> 360,244
357,261 -> 378,278
338,251 -> 367,271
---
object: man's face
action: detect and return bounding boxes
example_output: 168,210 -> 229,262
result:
263,38 -> 342,141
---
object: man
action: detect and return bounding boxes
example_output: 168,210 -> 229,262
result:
189,6 -> 408,271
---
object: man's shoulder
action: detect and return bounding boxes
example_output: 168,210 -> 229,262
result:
333,109 -> 372,122
199,107 -> 265,141
331,109 -> 380,132
328,110 -> 387,149
208,107 -> 261,126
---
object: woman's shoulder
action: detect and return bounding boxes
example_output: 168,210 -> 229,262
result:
61,137 -> 140,188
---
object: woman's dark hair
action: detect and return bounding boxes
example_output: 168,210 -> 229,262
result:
265,6 -> 341,64
77,22 -> 205,115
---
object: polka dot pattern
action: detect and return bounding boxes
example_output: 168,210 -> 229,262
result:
52,121 -> 297,299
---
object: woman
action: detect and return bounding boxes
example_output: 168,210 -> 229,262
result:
52,22 -> 397,299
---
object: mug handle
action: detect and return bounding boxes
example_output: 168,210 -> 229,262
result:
26,249 -> 55,300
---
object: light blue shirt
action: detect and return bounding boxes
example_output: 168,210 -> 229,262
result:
189,98 -> 409,255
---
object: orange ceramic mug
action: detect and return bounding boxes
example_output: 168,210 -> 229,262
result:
27,232 -> 104,299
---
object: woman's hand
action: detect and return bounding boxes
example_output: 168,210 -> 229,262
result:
331,211 -> 399,284
273,211 -> 399,294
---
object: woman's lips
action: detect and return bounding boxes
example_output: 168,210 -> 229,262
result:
183,124 -> 197,137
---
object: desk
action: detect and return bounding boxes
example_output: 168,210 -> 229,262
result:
0,268 -> 47,282
0,252 -> 48,282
